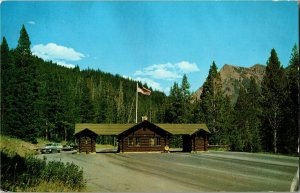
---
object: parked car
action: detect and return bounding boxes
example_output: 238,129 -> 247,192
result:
62,144 -> 73,151
41,143 -> 63,153
68,142 -> 78,150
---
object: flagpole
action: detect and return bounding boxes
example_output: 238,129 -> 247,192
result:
136,83 -> 138,123
150,95 -> 152,122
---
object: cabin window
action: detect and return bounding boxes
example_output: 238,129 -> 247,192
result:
149,138 -> 154,146
83,136 -> 88,144
135,137 -> 140,146
128,137 -> 134,146
156,137 -> 161,146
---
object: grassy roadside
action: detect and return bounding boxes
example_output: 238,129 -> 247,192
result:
0,135 -> 37,157
0,135 -> 86,192
96,144 -> 116,149
0,135 -> 67,156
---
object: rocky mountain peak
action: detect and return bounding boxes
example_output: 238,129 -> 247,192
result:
194,64 -> 266,104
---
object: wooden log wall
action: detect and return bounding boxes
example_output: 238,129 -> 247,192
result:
78,136 -> 96,153
118,127 -> 169,152
191,133 -> 208,151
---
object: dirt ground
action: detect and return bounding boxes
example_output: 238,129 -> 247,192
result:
37,150 -> 298,192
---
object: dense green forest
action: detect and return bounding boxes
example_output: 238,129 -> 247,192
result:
1,25 -> 166,143
1,25 -> 298,154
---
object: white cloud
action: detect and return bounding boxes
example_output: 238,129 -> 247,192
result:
176,61 -> 199,73
55,61 -> 75,69
134,61 -> 199,80
145,63 -> 175,71
135,77 -> 163,91
134,63 -> 180,80
122,75 -> 133,80
27,21 -> 35,25
31,43 -> 85,61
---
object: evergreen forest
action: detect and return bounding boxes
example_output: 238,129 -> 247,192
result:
1,25 -> 298,154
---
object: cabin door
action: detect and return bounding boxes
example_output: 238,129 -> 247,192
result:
182,135 -> 192,152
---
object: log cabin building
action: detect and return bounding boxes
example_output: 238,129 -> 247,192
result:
74,128 -> 97,153
74,120 -> 210,153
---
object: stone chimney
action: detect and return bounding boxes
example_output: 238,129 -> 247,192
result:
141,116 -> 148,121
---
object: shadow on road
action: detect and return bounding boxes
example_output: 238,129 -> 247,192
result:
96,148 -> 187,153
96,148 -> 118,153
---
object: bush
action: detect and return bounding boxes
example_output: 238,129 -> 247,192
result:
20,180 -> 83,192
29,137 -> 38,144
0,149 -> 85,191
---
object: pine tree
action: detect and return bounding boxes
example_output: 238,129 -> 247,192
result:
103,82 -> 117,123
78,79 -> 95,123
116,81 -> 125,123
247,77 -> 262,152
181,74 -> 191,97
280,45 -> 299,154
261,49 -> 288,153
16,25 -> 31,55
11,25 -> 39,142
1,37 -> 15,135
232,78 -> 262,152
165,75 -> 193,124
200,61 -> 220,129
165,82 -> 183,123
181,74 -> 192,123
231,86 -> 247,151
1,37 -> 10,66
218,95 -> 233,145
199,61 -> 230,144
43,72 -> 70,128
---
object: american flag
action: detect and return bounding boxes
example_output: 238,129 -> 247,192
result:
137,86 -> 151,95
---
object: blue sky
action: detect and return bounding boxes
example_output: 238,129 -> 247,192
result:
1,1 -> 298,94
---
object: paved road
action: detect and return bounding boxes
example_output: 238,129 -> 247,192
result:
37,151 -> 298,192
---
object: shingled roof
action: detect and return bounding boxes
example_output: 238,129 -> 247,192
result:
75,121 -> 209,136
75,124 -> 134,135
156,123 -> 209,135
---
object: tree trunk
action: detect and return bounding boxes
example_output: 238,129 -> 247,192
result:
274,128 -> 277,153
65,127 -> 67,142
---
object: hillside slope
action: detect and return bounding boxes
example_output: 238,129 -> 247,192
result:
194,64 -> 266,103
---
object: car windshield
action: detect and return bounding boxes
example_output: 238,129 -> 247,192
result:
45,144 -> 52,146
